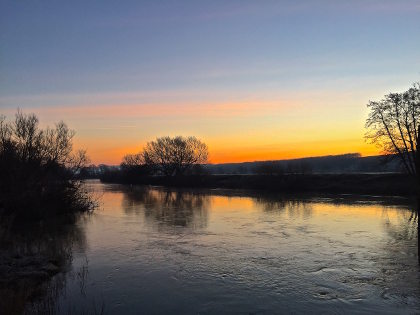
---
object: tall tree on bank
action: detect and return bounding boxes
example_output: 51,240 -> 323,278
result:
143,136 -> 208,176
365,83 -> 420,181
366,83 -> 420,265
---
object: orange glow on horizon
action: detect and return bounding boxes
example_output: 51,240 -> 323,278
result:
4,99 -> 380,165
76,140 -> 380,165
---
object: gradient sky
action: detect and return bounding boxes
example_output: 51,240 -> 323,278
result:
1,0 -> 419,164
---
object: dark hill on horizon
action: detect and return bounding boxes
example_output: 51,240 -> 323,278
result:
204,153 -> 402,175
95,153 -> 411,196
88,153 -> 402,177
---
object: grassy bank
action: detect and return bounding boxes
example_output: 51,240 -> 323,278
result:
100,173 -> 417,196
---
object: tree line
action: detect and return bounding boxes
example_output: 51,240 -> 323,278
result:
1,82 -> 418,221
115,81 -> 419,181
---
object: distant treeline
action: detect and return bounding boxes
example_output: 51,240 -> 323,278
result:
80,153 -> 402,178
98,173 -> 415,196
206,153 -> 401,175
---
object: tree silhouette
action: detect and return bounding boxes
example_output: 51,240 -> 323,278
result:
143,136 -> 208,176
366,83 -> 420,264
365,83 -> 420,180
0,110 -> 91,220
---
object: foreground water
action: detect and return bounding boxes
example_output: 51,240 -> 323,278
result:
31,181 -> 420,314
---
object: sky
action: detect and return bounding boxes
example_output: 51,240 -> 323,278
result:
1,0 -> 419,164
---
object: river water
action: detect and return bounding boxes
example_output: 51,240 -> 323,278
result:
31,181 -> 420,314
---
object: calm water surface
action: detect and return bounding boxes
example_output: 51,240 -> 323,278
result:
43,181 -> 419,314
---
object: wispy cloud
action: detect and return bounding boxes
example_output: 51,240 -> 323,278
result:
1,101 -> 293,122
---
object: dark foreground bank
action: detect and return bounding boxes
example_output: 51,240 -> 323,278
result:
100,173 -> 416,196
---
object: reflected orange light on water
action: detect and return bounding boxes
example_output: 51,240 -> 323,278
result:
89,184 -> 414,252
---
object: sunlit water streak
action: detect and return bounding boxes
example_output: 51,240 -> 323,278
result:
43,181 -> 420,314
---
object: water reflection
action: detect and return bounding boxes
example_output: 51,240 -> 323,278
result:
0,216 -> 88,314
122,186 -> 210,229
383,207 -> 418,241
3,183 -> 420,314
376,204 -> 420,305
254,195 -> 313,219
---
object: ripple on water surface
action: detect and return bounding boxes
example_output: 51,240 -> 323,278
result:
22,182 -> 420,314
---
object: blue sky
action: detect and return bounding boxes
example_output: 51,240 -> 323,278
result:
1,0 -> 419,163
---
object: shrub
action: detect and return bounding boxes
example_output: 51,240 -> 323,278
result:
0,110 -> 93,221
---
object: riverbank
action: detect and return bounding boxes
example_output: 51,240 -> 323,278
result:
100,173 -> 416,196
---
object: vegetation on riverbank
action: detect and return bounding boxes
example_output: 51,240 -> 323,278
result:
100,173 -> 416,197
0,111 -> 95,313
0,111 -> 94,222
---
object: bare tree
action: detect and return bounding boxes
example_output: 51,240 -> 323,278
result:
0,110 -> 92,220
365,83 -> 420,180
120,153 -> 150,178
121,153 -> 145,169
143,136 -> 208,176
1,110 -> 88,172
366,83 -> 420,265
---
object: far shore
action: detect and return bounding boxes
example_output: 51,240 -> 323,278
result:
99,173 -> 416,197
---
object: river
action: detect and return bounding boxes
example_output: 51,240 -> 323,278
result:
24,181 -> 420,314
